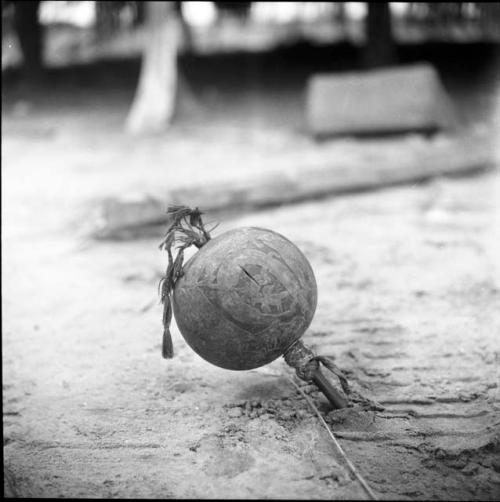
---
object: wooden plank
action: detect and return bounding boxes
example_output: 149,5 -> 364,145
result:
91,131 -> 494,240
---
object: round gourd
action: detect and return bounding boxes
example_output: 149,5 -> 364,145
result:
172,227 -> 317,370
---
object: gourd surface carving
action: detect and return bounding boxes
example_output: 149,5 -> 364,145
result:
173,227 -> 318,370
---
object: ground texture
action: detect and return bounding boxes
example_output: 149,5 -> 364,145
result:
3,46 -> 500,499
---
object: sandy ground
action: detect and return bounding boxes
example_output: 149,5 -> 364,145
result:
2,53 -> 500,498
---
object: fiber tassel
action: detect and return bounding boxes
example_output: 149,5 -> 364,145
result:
162,328 -> 174,359
161,291 -> 174,358
158,205 -> 212,360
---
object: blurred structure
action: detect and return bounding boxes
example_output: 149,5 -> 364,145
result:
5,1 -> 43,83
364,2 -> 395,67
307,63 -> 458,137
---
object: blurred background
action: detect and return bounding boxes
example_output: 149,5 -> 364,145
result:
3,2 -> 500,499
2,1 -> 500,134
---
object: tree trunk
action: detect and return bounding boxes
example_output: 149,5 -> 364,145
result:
126,1 -> 180,135
13,0 -> 43,83
364,2 -> 396,68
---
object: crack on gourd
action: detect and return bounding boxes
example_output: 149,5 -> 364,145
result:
240,265 -> 260,286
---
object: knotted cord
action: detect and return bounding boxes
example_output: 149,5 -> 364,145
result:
284,340 -> 350,395
158,205 -> 213,358
284,340 -> 384,412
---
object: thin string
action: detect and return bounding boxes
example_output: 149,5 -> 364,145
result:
287,375 -> 378,501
